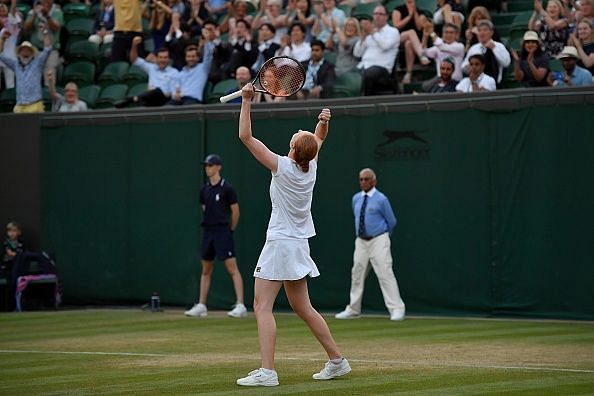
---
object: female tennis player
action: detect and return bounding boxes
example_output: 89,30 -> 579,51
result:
236,83 -> 351,387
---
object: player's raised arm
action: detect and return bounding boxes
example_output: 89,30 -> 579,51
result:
314,108 -> 330,155
238,83 -> 278,173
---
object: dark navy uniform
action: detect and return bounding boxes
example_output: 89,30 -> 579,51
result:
200,178 -> 238,261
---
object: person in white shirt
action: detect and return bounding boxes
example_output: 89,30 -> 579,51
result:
462,19 -> 510,85
353,5 -> 400,95
235,85 -> 351,387
456,53 -> 496,92
116,36 -> 179,107
277,22 -> 311,62
423,22 -> 465,81
0,0 -> 21,89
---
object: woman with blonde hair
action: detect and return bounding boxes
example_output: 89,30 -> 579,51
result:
569,18 -> 594,74
335,16 -> 360,75
464,6 -> 500,50
528,0 -> 569,57
236,83 -> 350,387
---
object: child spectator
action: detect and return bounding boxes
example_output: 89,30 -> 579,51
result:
511,30 -> 550,87
529,0 -> 569,57
457,53 -> 496,92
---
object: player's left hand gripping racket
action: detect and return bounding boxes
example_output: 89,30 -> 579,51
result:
219,56 -> 306,103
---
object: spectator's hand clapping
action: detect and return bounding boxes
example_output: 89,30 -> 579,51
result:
534,0 -> 544,12
484,39 -> 495,49
511,48 -> 520,62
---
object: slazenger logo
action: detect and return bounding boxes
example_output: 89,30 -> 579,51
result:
374,130 -> 430,161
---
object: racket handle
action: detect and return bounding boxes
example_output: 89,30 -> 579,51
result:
220,90 -> 242,103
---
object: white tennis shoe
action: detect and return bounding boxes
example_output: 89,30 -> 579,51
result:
236,368 -> 279,386
390,309 -> 405,321
335,306 -> 360,319
184,303 -> 207,317
313,358 -> 352,380
227,303 -> 248,318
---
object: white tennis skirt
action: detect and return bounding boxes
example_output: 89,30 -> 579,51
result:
254,239 -> 320,281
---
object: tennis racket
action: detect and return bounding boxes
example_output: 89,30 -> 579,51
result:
219,56 -> 306,103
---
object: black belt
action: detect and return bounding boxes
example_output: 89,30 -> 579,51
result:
359,235 -> 375,241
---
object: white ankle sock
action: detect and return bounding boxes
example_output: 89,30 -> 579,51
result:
330,358 -> 343,365
261,368 -> 276,374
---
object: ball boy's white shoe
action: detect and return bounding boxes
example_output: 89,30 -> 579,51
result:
312,358 -> 352,380
184,303 -> 207,317
236,368 -> 279,386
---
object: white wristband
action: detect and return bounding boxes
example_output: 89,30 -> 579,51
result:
319,119 -> 328,125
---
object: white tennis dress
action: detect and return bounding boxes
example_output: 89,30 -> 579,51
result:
254,155 -> 321,281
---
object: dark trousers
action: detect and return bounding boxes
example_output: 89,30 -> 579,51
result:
362,66 -> 397,96
168,96 -> 201,106
138,88 -> 169,107
112,31 -> 145,62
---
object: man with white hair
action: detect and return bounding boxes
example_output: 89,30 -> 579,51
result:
0,29 -> 52,113
353,6 -> 400,95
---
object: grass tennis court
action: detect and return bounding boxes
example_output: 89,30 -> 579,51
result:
1,309 -> 593,395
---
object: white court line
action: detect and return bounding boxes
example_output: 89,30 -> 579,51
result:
1,349 -> 593,374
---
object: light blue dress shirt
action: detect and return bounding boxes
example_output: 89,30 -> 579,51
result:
352,187 -> 397,238
0,47 -> 51,105
134,57 -> 179,95
175,41 -> 215,102
556,65 -> 593,87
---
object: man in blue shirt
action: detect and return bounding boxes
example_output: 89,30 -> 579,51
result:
550,46 -> 593,87
0,30 -> 52,113
169,39 -> 214,105
335,168 -> 406,321
116,36 -> 179,108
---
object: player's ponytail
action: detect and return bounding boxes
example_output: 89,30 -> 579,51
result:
293,133 -> 318,172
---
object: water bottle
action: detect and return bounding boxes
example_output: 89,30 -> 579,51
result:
151,292 -> 161,312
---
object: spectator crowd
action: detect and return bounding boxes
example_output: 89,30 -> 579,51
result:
0,0 -> 592,112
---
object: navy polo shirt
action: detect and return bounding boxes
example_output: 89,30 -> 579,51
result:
200,179 -> 238,230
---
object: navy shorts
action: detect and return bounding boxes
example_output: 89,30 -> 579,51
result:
201,228 -> 236,261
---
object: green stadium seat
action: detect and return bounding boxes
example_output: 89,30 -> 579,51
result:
98,61 -> 129,87
352,2 -> 379,19
507,1 -> 534,12
124,64 -> 149,87
78,84 -> 101,108
66,40 -> 100,63
332,71 -> 362,97
62,3 -> 91,24
96,84 -> 128,108
415,0 -> 436,14
324,50 -> 336,64
42,86 -> 64,111
0,88 -> 16,112
385,0 -> 405,13
336,3 -> 352,16
16,2 -> 31,16
511,11 -> 533,29
507,28 -> 526,51
549,58 -> 563,72
66,18 -> 95,41
127,82 -> 148,98
403,82 -> 423,94
208,79 -> 238,103
62,61 -> 96,87
492,12 -> 519,26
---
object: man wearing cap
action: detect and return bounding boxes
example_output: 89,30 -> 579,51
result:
0,29 -> 52,113
549,46 -> 593,87
185,154 -> 247,319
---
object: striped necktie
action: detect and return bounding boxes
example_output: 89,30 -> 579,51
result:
358,194 -> 368,237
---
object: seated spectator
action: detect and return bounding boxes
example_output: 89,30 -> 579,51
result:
251,22 -> 280,74
221,18 -> 257,78
568,18 -> 594,75
548,45 -> 593,86
422,57 -> 458,92
116,37 -> 179,107
253,0 -> 289,43
296,39 -> 335,99
511,30 -> 550,87
464,6 -> 500,51
0,0 -> 21,90
287,0 -> 315,41
312,0 -> 346,51
221,0 -> 253,35
462,20 -> 510,86
169,39 -> 215,104
206,0 -> 230,20
88,0 -> 115,46
354,5 -> 400,95
433,0 -> 464,29
392,0 -> 430,83
0,32 -> 52,113
335,16 -> 360,75
529,0 -> 569,58
277,22 -> 311,62
225,65 -> 252,103
182,0 -> 212,38
574,0 -> 593,23
23,0 -> 63,86
47,71 -> 88,111
423,22 -> 465,82
457,54 -> 496,92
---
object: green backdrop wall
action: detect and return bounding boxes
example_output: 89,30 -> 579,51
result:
40,99 -> 594,320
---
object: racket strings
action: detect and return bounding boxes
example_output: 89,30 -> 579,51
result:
259,58 -> 305,97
